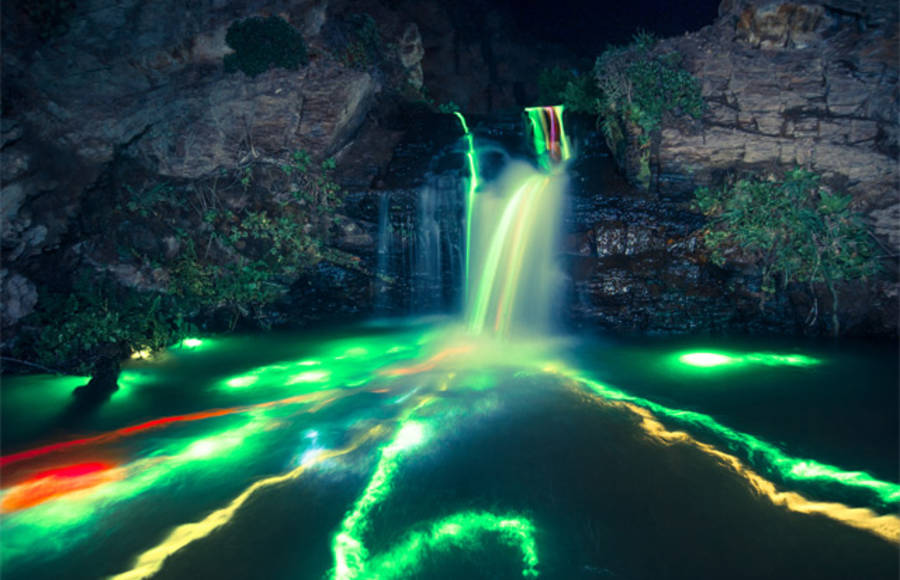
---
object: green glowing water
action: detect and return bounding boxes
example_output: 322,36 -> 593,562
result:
0,326 -> 896,580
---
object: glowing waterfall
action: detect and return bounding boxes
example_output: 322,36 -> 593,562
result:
464,105 -> 570,336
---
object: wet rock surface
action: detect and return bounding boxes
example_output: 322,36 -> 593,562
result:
563,128 -> 897,336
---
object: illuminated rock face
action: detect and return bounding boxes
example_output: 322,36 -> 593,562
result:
618,0 -> 898,253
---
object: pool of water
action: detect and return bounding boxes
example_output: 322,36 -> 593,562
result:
2,321 -> 897,579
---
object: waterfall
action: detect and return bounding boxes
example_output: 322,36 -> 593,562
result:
463,105 -> 571,336
374,106 -> 570,330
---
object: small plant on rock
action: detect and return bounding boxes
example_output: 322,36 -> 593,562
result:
224,16 -> 309,77
594,31 -> 704,189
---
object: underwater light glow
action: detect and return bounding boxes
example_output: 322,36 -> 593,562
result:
287,370 -> 330,384
226,375 -> 259,388
676,351 -> 822,369
679,352 -> 738,367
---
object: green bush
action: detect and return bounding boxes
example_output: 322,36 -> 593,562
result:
537,66 -> 600,114
338,13 -> 382,69
695,168 -> 880,334
595,32 -> 703,188
224,16 -> 308,77
20,273 -> 188,374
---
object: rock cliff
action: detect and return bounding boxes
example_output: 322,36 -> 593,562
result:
578,0 -> 898,335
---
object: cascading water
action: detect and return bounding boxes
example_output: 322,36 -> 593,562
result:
461,105 -> 571,336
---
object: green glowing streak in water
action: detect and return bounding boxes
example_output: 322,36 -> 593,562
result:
364,512 -> 539,578
333,421 -> 430,580
677,351 -> 821,369
332,420 -> 539,579
564,370 -> 900,507
453,112 -> 480,294
216,332 -> 426,393
1,417 -> 266,565
467,175 -> 545,335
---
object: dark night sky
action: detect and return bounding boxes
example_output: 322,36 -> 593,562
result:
494,0 -> 723,55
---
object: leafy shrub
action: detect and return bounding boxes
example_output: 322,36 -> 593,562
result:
537,66 -> 600,114
20,273 -> 188,374
695,168 -> 880,334
337,13 -> 382,69
595,31 -> 703,188
224,16 -> 308,77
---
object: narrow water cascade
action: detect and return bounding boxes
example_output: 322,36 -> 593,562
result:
411,173 -> 465,313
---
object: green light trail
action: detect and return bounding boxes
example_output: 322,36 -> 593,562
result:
332,416 -> 539,579
333,421 -> 429,580
364,511 -> 539,578
453,112 -> 481,295
676,351 -> 821,369
525,106 -> 571,171
558,368 -> 900,508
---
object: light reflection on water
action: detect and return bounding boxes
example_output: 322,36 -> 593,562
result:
1,321 -> 897,579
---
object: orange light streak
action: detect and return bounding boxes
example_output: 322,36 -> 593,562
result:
1,461 -> 125,512
380,345 -> 474,377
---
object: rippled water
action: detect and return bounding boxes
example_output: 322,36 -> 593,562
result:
2,321 -> 897,579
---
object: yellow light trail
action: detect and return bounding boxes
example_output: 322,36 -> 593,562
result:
109,425 -> 388,580
577,389 -> 900,544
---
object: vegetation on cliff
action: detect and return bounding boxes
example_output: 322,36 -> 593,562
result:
695,168 -> 881,335
541,32 -> 703,190
224,16 -> 309,77
13,152 -> 347,376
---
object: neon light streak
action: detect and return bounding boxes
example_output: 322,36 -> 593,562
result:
525,105 -> 571,170
467,175 -> 545,334
453,111 -> 480,293
677,351 -> 821,369
553,368 -> 900,509
110,425 -> 387,580
1,462 -> 123,512
363,512 -> 539,578
380,344 -> 474,377
0,390 -> 334,467
584,395 -> 900,543
333,421 -> 431,580
331,418 -> 540,579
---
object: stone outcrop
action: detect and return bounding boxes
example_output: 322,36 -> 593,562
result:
582,0 -> 897,335
564,131 -> 898,336
636,0 -> 899,251
0,0 -> 428,338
